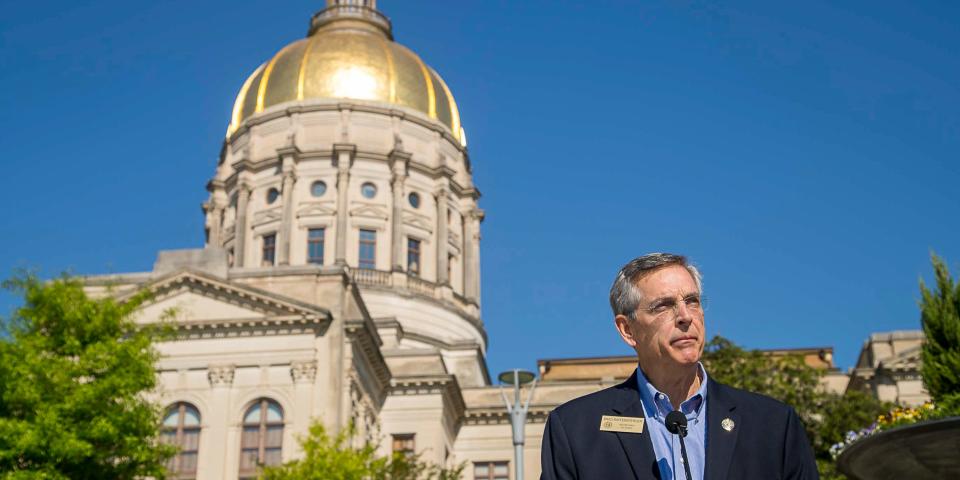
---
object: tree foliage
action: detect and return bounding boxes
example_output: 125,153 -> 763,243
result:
0,274 -> 173,479
260,421 -> 463,480
703,335 -> 889,480
919,253 -> 960,411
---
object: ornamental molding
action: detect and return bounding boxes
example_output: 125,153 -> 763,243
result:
297,201 -> 337,218
349,203 -> 389,221
290,360 -> 318,383
402,211 -> 434,234
464,407 -> 551,426
251,207 -> 283,228
227,101 -> 466,156
207,364 -> 236,387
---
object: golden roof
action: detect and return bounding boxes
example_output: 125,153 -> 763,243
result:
227,5 -> 463,144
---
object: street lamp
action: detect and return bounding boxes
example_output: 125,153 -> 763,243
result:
498,369 -> 538,480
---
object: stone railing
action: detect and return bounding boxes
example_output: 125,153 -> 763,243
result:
350,269 -> 479,316
407,275 -> 436,297
351,268 -> 392,287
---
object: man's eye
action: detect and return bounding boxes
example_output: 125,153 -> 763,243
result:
685,297 -> 701,306
652,303 -> 672,313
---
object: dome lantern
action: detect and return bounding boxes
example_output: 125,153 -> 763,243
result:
309,0 -> 393,40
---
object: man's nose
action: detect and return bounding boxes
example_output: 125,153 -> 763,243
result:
674,301 -> 694,325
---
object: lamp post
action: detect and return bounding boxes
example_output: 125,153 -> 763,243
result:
498,369 -> 538,480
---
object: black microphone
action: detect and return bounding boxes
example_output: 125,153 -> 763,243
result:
665,410 -> 693,480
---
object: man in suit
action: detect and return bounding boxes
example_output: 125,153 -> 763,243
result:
540,253 -> 818,480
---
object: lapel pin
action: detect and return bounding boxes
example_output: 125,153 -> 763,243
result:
721,418 -> 735,432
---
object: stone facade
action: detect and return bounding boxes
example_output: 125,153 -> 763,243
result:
847,330 -> 928,406
77,3 -> 913,479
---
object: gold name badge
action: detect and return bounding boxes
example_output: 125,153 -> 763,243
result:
599,415 -> 645,434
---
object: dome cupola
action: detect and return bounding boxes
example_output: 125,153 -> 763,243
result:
227,0 -> 464,145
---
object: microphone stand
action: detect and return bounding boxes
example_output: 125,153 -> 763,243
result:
676,425 -> 693,480
666,410 -> 693,480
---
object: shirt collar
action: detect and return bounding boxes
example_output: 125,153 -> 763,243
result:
636,363 -> 709,421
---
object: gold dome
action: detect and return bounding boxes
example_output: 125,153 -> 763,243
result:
227,5 -> 463,144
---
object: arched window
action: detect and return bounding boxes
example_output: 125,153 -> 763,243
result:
239,399 -> 284,477
161,402 -> 201,479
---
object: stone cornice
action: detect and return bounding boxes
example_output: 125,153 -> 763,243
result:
389,374 -> 466,432
226,100 -> 467,156
345,318 -> 391,398
119,269 -> 333,338
463,406 -> 552,426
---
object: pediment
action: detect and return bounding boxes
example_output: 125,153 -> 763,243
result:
123,270 -> 330,332
349,203 -> 389,220
403,211 -> 434,233
297,201 -> 337,218
882,346 -> 922,371
252,207 -> 283,227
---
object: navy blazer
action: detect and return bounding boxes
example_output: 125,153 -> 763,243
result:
540,371 -> 819,480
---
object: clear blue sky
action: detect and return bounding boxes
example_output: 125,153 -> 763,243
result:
2,1 -> 958,377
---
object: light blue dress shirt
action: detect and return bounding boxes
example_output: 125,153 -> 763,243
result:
636,364 -> 708,480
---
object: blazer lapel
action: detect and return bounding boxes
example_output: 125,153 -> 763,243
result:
705,380 -> 740,480
610,372 -> 661,480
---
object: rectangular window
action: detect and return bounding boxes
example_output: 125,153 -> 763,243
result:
392,433 -> 415,458
359,229 -> 377,269
262,233 -> 276,266
474,461 -> 509,480
407,238 -> 421,276
307,228 -> 325,265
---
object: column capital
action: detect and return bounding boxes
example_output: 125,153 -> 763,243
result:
469,208 -> 486,222
291,360 -> 318,384
207,364 -> 236,387
237,180 -> 253,194
333,143 -> 357,158
206,178 -> 226,193
277,145 -> 301,161
388,149 -> 412,174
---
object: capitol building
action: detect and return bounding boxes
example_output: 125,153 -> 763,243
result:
80,2 -> 926,479
83,2 -> 603,478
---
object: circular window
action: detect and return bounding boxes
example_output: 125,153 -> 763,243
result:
361,182 -> 377,199
310,180 -> 327,197
408,192 -> 421,209
266,188 -> 280,204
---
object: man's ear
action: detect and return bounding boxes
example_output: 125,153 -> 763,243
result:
614,314 -> 638,348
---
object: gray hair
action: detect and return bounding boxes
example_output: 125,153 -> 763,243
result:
609,253 -> 703,319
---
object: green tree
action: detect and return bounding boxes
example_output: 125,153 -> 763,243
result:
260,421 -> 464,480
919,253 -> 960,414
0,274 -> 173,479
703,335 -> 888,480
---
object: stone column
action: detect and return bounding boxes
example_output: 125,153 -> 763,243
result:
205,180 -> 227,248
203,202 -> 223,247
206,364 -> 235,478
388,149 -> 411,271
333,144 -> 356,266
277,151 -> 298,265
235,183 -> 251,267
435,182 -> 450,285
463,208 -> 484,301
